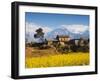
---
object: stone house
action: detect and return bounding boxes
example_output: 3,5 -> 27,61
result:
56,35 -> 70,46
47,35 -> 70,46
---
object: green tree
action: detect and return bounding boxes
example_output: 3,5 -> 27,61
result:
34,28 -> 44,38
34,28 -> 45,44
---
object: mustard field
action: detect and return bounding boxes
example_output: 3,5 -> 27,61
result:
25,52 -> 89,68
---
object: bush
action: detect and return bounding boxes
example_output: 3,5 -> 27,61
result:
57,45 -> 69,54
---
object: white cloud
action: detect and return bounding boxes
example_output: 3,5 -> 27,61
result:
62,24 -> 89,34
26,22 -> 52,34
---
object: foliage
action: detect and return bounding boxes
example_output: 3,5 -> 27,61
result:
57,45 -> 69,54
34,28 -> 44,38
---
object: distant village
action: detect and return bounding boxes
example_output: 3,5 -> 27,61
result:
26,28 -> 89,53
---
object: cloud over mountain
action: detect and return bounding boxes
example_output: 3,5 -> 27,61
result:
26,22 -> 52,34
26,23 -> 89,42
62,24 -> 89,34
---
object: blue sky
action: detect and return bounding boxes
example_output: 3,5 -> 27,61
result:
25,12 -> 89,34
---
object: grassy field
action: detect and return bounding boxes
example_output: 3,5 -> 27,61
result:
25,52 -> 89,68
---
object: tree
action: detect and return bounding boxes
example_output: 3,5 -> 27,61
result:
34,28 -> 44,38
34,28 -> 45,43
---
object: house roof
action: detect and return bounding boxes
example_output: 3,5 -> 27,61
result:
56,35 -> 69,38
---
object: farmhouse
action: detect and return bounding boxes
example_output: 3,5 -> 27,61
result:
47,35 -> 70,46
56,35 -> 70,45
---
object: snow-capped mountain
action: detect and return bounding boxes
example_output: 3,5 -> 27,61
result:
46,28 -> 89,40
26,28 -> 89,43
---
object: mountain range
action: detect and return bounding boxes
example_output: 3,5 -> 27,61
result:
26,28 -> 89,43
46,28 -> 89,40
